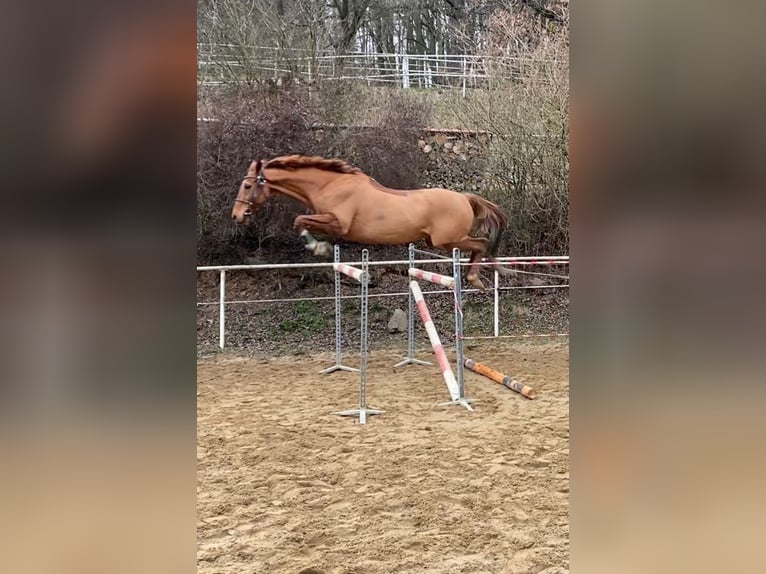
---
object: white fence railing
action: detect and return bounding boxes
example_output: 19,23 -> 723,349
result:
197,255 -> 569,350
197,46 -> 566,94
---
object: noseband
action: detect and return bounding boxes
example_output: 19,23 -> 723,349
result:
234,172 -> 267,211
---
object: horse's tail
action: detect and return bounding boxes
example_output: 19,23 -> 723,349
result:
466,194 -> 516,276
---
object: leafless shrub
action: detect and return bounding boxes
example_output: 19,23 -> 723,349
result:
197,87 -> 315,263
452,15 -> 569,255
329,90 -> 432,189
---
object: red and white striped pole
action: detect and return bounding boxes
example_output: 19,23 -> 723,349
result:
409,280 -> 461,402
408,267 -> 455,288
333,262 -> 366,283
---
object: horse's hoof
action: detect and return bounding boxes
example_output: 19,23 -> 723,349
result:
313,241 -> 332,257
467,275 -> 485,290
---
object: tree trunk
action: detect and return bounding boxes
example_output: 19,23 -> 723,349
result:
332,0 -> 368,55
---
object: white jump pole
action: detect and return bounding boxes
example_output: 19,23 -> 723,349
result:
219,270 -> 226,350
333,249 -> 384,424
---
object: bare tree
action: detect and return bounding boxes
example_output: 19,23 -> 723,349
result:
330,0 -> 371,55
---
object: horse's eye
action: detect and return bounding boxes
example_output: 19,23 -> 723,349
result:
244,183 -> 252,190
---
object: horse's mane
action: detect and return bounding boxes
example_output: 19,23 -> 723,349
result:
265,155 -> 361,174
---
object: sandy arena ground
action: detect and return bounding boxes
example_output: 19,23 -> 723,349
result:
198,341 -> 569,574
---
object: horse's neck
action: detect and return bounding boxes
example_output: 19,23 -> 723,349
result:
268,170 -> 336,206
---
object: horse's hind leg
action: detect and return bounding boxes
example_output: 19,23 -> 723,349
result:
465,248 -> 488,289
293,213 -> 343,257
437,236 -> 488,290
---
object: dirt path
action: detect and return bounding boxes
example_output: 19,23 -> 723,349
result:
198,341 -> 569,574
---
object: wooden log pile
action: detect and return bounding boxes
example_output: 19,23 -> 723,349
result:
417,130 -> 491,191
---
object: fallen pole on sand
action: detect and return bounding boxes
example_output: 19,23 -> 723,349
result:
463,358 -> 537,399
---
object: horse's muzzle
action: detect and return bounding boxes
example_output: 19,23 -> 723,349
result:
232,212 -> 253,225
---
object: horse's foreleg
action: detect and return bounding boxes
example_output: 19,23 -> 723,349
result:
293,214 -> 343,257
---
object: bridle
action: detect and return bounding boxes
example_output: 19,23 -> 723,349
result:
234,171 -> 268,214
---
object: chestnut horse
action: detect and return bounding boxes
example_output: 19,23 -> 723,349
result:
231,155 -> 511,289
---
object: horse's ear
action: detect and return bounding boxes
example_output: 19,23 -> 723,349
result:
253,159 -> 262,172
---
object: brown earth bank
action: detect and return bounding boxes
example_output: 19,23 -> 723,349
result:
197,340 -> 569,574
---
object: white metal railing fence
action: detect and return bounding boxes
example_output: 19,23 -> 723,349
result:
197,46 -> 566,94
196,255 -> 569,350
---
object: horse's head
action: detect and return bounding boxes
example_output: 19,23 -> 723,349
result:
232,159 -> 270,225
